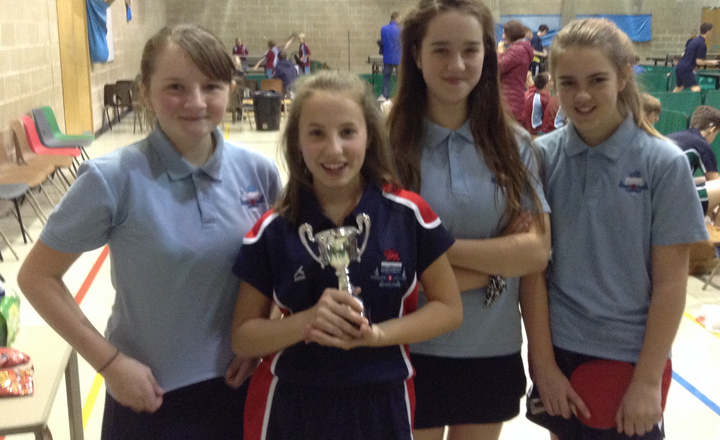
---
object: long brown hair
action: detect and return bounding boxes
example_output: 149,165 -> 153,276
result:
275,71 -> 400,226
548,18 -> 662,138
388,0 -> 544,227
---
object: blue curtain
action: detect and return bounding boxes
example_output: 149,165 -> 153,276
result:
577,14 -> 652,42
497,14 -> 652,45
86,0 -> 110,63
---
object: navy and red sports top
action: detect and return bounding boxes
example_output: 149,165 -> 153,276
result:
233,183 -> 454,386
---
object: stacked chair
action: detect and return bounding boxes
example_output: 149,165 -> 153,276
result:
32,107 -> 94,160
103,79 -> 140,131
0,124 -> 59,247
12,120 -> 75,188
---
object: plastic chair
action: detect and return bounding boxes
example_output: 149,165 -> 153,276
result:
642,65 -> 674,74
654,110 -> 688,136
704,89 -> 720,110
241,80 -> 258,129
32,108 -> 92,160
40,107 -> 94,144
115,80 -> 134,118
0,134 -> 58,241
227,87 -> 244,123
0,184 -> 33,257
636,72 -> 669,93
21,115 -> 82,173
11,120 -> 75,186
652,91 -> 702,117
103,84 -> 118,130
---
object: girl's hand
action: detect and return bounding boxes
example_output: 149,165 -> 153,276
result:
503,211 -> 533,236
224,355 -> 259,388
305,319 -> 381,350
303,288 -> 368,345
102,353 -> 164,413
615,379 -> 662,436
533,364 -> 590,420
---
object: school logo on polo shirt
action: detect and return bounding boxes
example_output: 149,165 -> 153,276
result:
240,185 -> 265,207
370,249 -> 406,288
619,171 -> 649,194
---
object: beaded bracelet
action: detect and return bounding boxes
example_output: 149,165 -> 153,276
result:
97,347 -> 120,373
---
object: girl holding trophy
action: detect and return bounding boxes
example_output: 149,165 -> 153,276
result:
232,70 -> 463,440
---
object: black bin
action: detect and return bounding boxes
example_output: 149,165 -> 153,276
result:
253,91 -> 282,131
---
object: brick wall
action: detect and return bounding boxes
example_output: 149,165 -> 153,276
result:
166,0 -> 419,74
0,0 -> 167,153
165,0 -> 711,76
0,0 -> 63,158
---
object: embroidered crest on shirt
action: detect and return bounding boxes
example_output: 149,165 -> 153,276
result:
371,249 -> 406,288
618,172 -> 649,194
240,186 -> 265,207
294,266 -> 306,282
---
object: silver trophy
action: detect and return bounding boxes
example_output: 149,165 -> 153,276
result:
299,214 -> 371,314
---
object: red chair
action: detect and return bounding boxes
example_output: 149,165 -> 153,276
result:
21,116 -> 82,158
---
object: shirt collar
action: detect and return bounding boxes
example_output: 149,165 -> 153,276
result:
688,127 -> 703,138
564,113 -> 637,161
148,127 -> 225,181
423,119 -> 474,150
297,183 -> 383,230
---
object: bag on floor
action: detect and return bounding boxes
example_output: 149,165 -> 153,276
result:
0,281 -> 20,346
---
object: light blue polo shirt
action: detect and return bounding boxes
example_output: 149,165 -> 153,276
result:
410,120 -> 550,358
40,127 -> 281,392
537,114 -> 708,363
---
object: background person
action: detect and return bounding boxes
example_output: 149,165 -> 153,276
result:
254,40 -> 280,78
498,20 -> 535,121
640,93 -> 662,125
380,11 -> 402,100
272,50 -> 299,97
667,105 -> 720,222
522,72 -> 552,136
530,24 -> 549,76
298,33 -> 311,74
673,23 -> 720,93
233,37 -> 249,73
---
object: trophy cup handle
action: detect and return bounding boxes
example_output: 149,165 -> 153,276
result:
299,223 -> 326,268
355,214 -> 371,261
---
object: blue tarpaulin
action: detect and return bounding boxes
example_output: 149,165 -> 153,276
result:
577,14 -> 652,42
86,0 -> 110,62
499,14 -> 562,47
496,14 -> 652,46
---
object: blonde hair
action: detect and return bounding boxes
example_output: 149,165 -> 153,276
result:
640,93 -> 662,115
548,18 -> 662,138
276,71 -> 400,226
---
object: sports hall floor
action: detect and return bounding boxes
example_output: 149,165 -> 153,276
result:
2,114 -> 720,439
